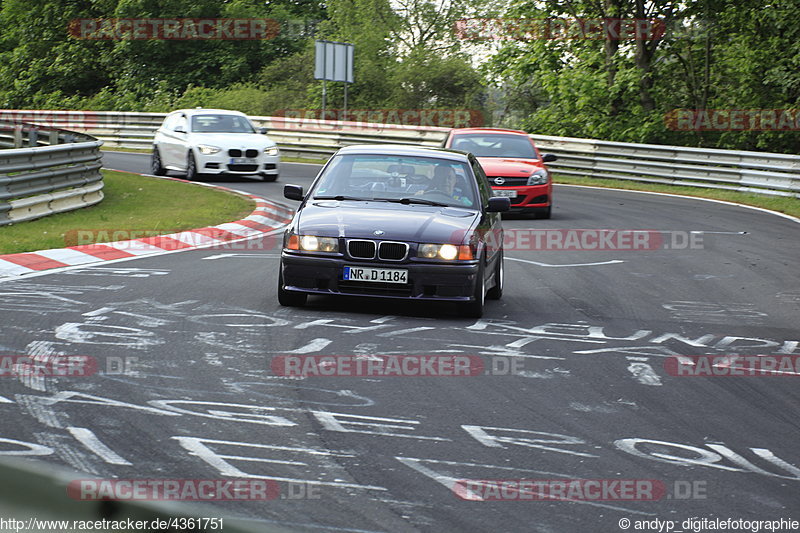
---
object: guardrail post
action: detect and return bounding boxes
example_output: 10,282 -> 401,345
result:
49,130 -> 60,146
13,125 -> 22,148
28,129 -> 38,147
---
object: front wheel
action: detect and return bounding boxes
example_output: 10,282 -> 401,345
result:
278,268 -> 307,307
535,205 -> 552,219
261,173 -> 278,182
459,259 -> 485,318
486,250 -> 503,300
186,151 -> 199,181
151,147 -> 166,176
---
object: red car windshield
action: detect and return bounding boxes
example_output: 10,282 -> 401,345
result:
451,133 -> 537,159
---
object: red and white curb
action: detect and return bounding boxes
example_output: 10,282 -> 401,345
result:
0,184 -> 294,280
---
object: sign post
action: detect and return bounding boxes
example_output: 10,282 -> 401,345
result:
314,40 -> 354,121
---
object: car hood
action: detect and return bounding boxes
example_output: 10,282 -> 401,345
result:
296,200 -> 479,243
477,157 -> 545,177
187,132 -> 276,148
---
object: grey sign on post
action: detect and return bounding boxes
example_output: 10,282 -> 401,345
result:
314,40 -> 354,83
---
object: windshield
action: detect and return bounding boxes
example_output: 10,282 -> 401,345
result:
312,154 -> 478,209
451,133 -> 538,158
190,114 -> 255,133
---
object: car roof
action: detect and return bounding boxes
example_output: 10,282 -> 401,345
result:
336,144 -> 471,162
171,108 -> 249,117
449,128 -> 530,136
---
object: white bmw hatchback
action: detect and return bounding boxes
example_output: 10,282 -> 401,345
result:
152,108 -> 280,181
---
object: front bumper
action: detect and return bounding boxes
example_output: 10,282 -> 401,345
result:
280,253 -> 480,301
197,153 -> 279,176
492,184 -> 551,211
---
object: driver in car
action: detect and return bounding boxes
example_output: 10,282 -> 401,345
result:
418,164 -> 473,206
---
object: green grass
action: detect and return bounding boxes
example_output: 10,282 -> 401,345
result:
554,174 -> 800,219
0,170 -> 255,254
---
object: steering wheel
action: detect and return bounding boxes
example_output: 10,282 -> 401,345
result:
422,190 -> 455,201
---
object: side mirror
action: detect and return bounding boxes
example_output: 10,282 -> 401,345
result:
259,127 -> 269,134
542,153 -> 558,163
174,125 -> 186,134
486,197 -> 511,213
284,184 -> 304,201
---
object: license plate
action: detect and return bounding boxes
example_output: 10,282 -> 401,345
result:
343,266 -> 408,284
493,189 -> 518,198
230,157 -> 257,164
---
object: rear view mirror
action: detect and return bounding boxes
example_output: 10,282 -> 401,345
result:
284,184 -> 304,201
542,153 -> 558,163
487,197 -> 511,213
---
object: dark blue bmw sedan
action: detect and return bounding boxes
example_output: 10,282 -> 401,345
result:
278,144 -> 510,317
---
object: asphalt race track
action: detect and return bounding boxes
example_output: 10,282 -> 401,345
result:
0,151 -> 798,532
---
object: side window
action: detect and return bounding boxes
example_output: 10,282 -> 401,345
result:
470,156 -> 492,206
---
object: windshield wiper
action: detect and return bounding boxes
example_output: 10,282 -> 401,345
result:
313,195 -> 375,201
383,197 -> 450,207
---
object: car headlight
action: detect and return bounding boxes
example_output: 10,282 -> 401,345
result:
286,234 -> 338,252
197,144 -> 221,155
527,169 -> 548,185
265,146 -> 279,156
418,243 -> 474,260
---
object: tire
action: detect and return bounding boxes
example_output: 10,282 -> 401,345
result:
278,268 -> 307,307
186,151 -> 199,181
459,257 -> 485,318
535,205 -> 552,219
486,249 -> 503,300
261,173 -> 278,182
151,147 -> 166,176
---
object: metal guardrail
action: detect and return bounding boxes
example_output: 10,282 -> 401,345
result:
0,120 -> 104,226
529,134 -> 800,198
2,109 -> 799,198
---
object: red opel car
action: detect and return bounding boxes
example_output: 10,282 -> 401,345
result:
442,128 -> 557,218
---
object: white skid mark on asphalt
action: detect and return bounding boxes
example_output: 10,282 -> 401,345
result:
377,327 -> 436,337
173,436 -> 387,490
689,231 -> 748,234
34,432 -> 102,474
284,338 -> 332,354
447,344 -> 565,360
506,257 -> 625,268
68,427 -> 132,465
626,360 -> 662,386
750,448 -> 800,479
